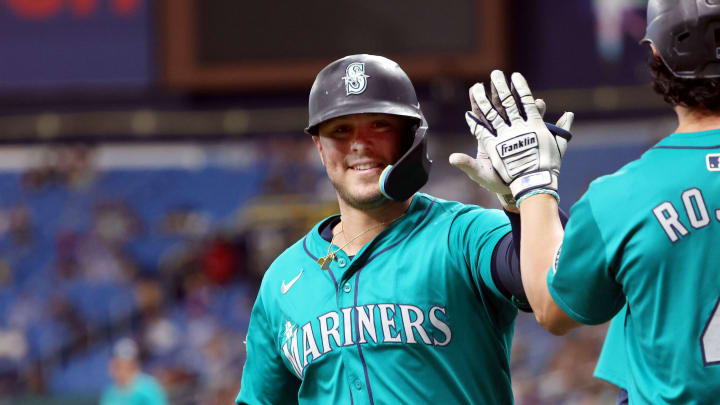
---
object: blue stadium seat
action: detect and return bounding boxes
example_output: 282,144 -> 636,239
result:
64,281 -> 136,326
48,344 -> 112,395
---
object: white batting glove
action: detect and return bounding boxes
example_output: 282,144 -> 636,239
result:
450,139 -> 517,208
466,70 -> 573,204
450,83 -> 566,208
449,97 -> 547,208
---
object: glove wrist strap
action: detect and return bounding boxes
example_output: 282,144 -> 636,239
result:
516,189 -> 560,207
509,170 -> 557,199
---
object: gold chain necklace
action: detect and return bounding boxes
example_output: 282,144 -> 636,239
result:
317,215 -> 403,270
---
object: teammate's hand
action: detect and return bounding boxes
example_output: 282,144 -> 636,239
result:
449,86 -> 547,209
466,70 -> 573,203
450,80 -> 564,208
448,98 -> 539,209
449,138 -> 517,208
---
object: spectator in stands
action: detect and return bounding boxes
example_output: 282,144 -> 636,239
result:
8,205 -> 32,248
100,338 -> 168,405
201,235 -> 244,285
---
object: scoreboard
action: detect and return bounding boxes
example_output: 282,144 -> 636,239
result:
161,0 -> 507,91
0,0 -> 151,89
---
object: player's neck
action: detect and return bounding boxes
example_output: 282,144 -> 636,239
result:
333,196 -> 412,256
674,105 -> 720,133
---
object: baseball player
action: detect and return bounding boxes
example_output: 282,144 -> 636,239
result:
236,54 -> 572,404
100,338 -> 168,405
462,1 -> 720,403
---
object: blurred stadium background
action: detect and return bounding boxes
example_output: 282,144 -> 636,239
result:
0,0 -> 671,404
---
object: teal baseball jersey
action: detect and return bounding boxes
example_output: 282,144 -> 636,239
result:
594,305 -> 628,390
100,373 -> 168,405
548,129 -> 720,404
236,193 -> 520,404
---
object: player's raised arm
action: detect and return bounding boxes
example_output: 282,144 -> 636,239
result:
450,78 -> 569,312
456,70 -> 580,333
516,192 -> 578,334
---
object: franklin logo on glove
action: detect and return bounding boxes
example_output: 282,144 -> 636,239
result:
498,133 -> 538,157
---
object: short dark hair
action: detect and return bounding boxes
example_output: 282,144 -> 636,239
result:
649,53 -> 720,112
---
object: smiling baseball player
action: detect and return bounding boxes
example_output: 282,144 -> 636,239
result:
235,54 -> 572,404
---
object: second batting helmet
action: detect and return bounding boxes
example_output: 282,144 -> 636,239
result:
305,54 -> 431,202
642,0 -> 720,78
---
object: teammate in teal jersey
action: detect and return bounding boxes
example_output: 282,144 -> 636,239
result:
100,338 -> 168,405
594,307 -> 629,404
236,54 -> 573,404
461,1 -> 720,404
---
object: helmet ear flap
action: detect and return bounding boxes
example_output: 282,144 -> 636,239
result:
379,120 -> 432,201
403,119 -> 420,152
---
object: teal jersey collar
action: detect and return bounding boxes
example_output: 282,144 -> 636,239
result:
654,128 -> 720,148
302,193 -> 435,269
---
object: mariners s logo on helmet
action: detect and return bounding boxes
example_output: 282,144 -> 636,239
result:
342,62 -> 370,95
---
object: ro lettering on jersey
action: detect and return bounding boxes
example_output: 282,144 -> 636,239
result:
652,187 -> 719,243
281,303 -> 451,378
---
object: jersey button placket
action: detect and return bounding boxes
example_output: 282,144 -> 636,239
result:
338,272 -> 364,402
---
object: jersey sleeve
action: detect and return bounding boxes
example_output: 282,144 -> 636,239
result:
236,289 -> 300,405
547,195 -> 625,325
449,207 -> 513,306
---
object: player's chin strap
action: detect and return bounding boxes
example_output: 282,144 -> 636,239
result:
378,123 -> 432,201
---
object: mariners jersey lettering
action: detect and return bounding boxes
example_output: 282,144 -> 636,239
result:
281,304 -> 451,378
549,129 -> 720,404
237,194 -> 519,404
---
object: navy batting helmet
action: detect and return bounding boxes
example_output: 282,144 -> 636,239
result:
306,54 -> 431,201
642,0 -> 720,78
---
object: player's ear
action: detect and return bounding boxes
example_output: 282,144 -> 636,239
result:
312,136 -> 325,166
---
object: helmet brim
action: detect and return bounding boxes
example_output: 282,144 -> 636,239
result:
305,101 -> 423,135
